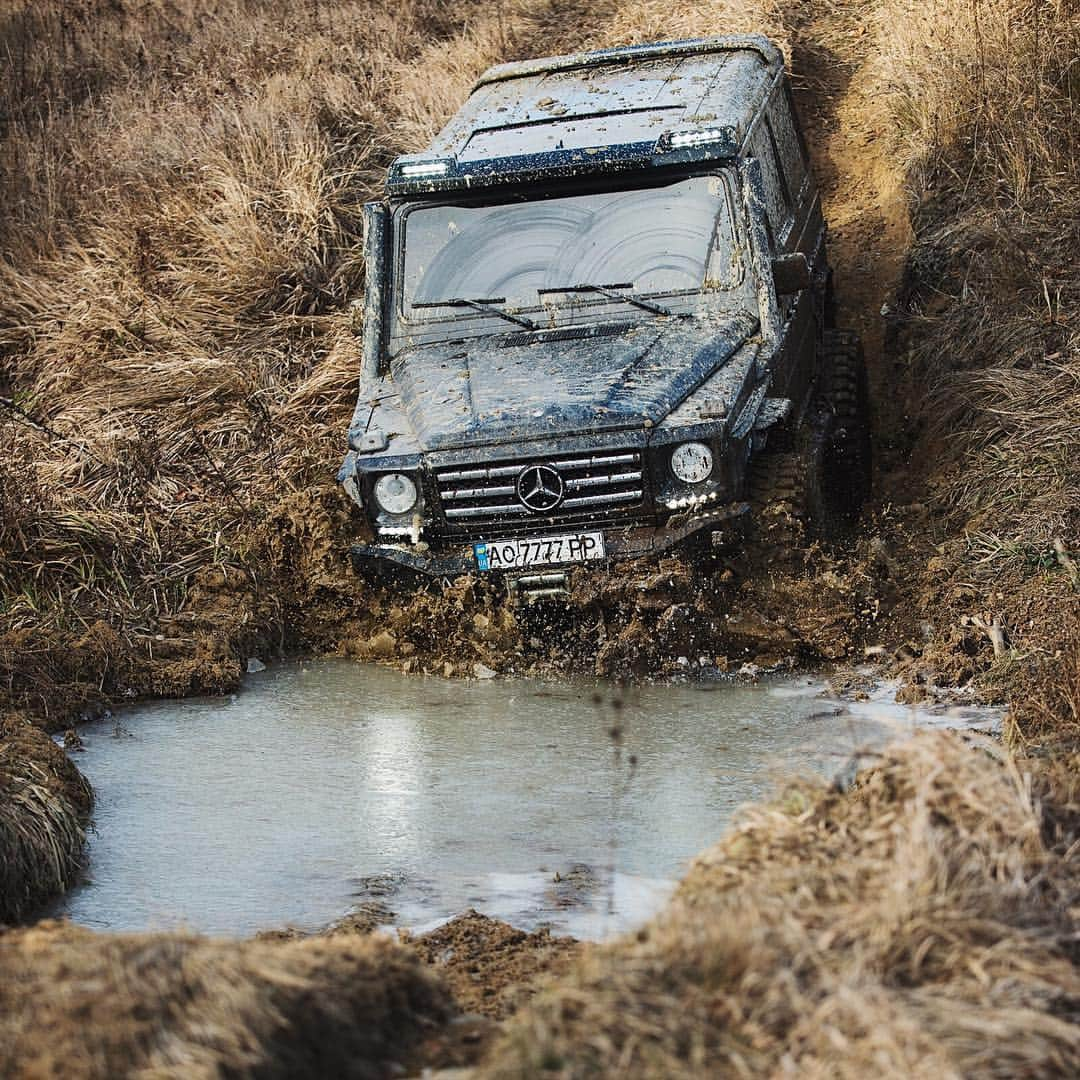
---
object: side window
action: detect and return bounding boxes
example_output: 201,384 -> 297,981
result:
749,122 -> 790,247
767,89 -> 808,198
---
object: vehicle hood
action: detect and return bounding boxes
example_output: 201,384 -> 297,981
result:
390,311 -> 759,451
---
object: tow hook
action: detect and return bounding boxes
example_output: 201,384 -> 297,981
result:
507,571 -> 571,604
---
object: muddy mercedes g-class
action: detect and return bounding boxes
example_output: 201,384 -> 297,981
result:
339,35 -> 870,600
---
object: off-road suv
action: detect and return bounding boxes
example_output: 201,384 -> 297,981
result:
339,35 -> 871,600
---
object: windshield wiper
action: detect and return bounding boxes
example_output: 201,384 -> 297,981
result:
413,297 -> 537,331
538,282 -> 675,317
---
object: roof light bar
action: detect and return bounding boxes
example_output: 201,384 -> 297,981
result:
398,161 -> 450,178
657,126 -> 738,153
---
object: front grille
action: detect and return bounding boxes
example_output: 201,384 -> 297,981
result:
435,449 -> 647,534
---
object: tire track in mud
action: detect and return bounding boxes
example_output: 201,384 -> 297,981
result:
782,3 -> 913,465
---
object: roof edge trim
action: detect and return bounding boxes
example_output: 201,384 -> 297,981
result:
473,34 -> 782,90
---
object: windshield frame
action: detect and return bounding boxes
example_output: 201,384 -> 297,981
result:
387,169 -> 751,355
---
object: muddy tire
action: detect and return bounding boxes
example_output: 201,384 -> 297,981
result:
749,450 -> 807,553
819,329 -> 873,518
749,330 -> 871,549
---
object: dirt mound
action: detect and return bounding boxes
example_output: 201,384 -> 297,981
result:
265,907 -> 580,1025
0,717 -> 92,923
476,732 -> 1080,1077
407,910 -> 581,1021
0,921 -> 451,1079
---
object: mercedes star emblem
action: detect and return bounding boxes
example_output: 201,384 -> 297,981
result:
516,464 -> 565,513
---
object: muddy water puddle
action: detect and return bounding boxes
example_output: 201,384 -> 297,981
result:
59,661 -> 1001,940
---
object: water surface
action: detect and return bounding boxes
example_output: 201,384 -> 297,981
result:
59,660 -> 998,939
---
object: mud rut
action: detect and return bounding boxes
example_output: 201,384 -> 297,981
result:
784,7 -> 911,443
347,8 -> 918,680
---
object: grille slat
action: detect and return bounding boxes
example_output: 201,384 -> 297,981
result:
565,470 -> 641,491
562,489 -> 641,509
435,449 -> 646,534
445,503 -> 529,519
441,484 -> 516,501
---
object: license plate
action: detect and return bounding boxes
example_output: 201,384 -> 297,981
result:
474,531 -> 605,572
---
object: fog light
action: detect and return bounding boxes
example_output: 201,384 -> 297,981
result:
373,473 -> 418,515
670,442 -> 714,484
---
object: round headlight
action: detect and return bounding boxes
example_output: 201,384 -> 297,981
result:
373,473 -> 418,515
670,442 -> 714,484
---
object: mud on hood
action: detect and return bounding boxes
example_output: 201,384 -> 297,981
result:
390,312 -> 759,451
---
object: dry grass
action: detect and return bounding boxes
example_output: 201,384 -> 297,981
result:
0,0 -> 794,725
0,921 -> 450,1078
0,0 -> 597,723
0,716 -> 91,923
477,732 -> 1080,1078
871,0 -> 1080,689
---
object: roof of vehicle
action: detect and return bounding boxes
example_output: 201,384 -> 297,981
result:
387,35 -> 784,196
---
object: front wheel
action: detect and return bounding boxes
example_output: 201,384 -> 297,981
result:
749,329 -> 872,549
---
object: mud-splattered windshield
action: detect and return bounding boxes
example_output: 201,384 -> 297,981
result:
397,174 -> 745,325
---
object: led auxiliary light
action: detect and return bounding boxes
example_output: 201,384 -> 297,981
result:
658,126 -> 737,151
399,161 -> 450,178
373,473 -> 419,515
665,490 -> 721,511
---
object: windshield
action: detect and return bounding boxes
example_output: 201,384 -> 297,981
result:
397,174 -> 744,325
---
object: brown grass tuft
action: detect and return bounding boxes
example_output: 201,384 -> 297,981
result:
0,716 -> 91,923
0,921 -> 450,1078
477,732 -> 1080,1078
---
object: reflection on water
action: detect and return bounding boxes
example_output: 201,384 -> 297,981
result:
58,660 -> 1001,940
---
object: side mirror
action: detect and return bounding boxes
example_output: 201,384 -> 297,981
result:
361,201 -> 390,376
772,251 -> 812,295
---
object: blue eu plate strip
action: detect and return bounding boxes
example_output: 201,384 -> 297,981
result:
474,543 -> 490,571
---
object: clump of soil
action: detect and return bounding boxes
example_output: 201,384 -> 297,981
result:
405,909 -> 581,1021
0,716 -> 92,923
0,921 -> 451,1080
265,906 -> 581,1025
476,732 -> 1080,1078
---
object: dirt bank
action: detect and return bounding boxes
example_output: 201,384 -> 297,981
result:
0,910 -> 578,1078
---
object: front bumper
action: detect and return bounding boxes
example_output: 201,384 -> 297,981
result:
350,501 -> 750,589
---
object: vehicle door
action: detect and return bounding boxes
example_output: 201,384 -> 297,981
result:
748,84 -> 822,412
